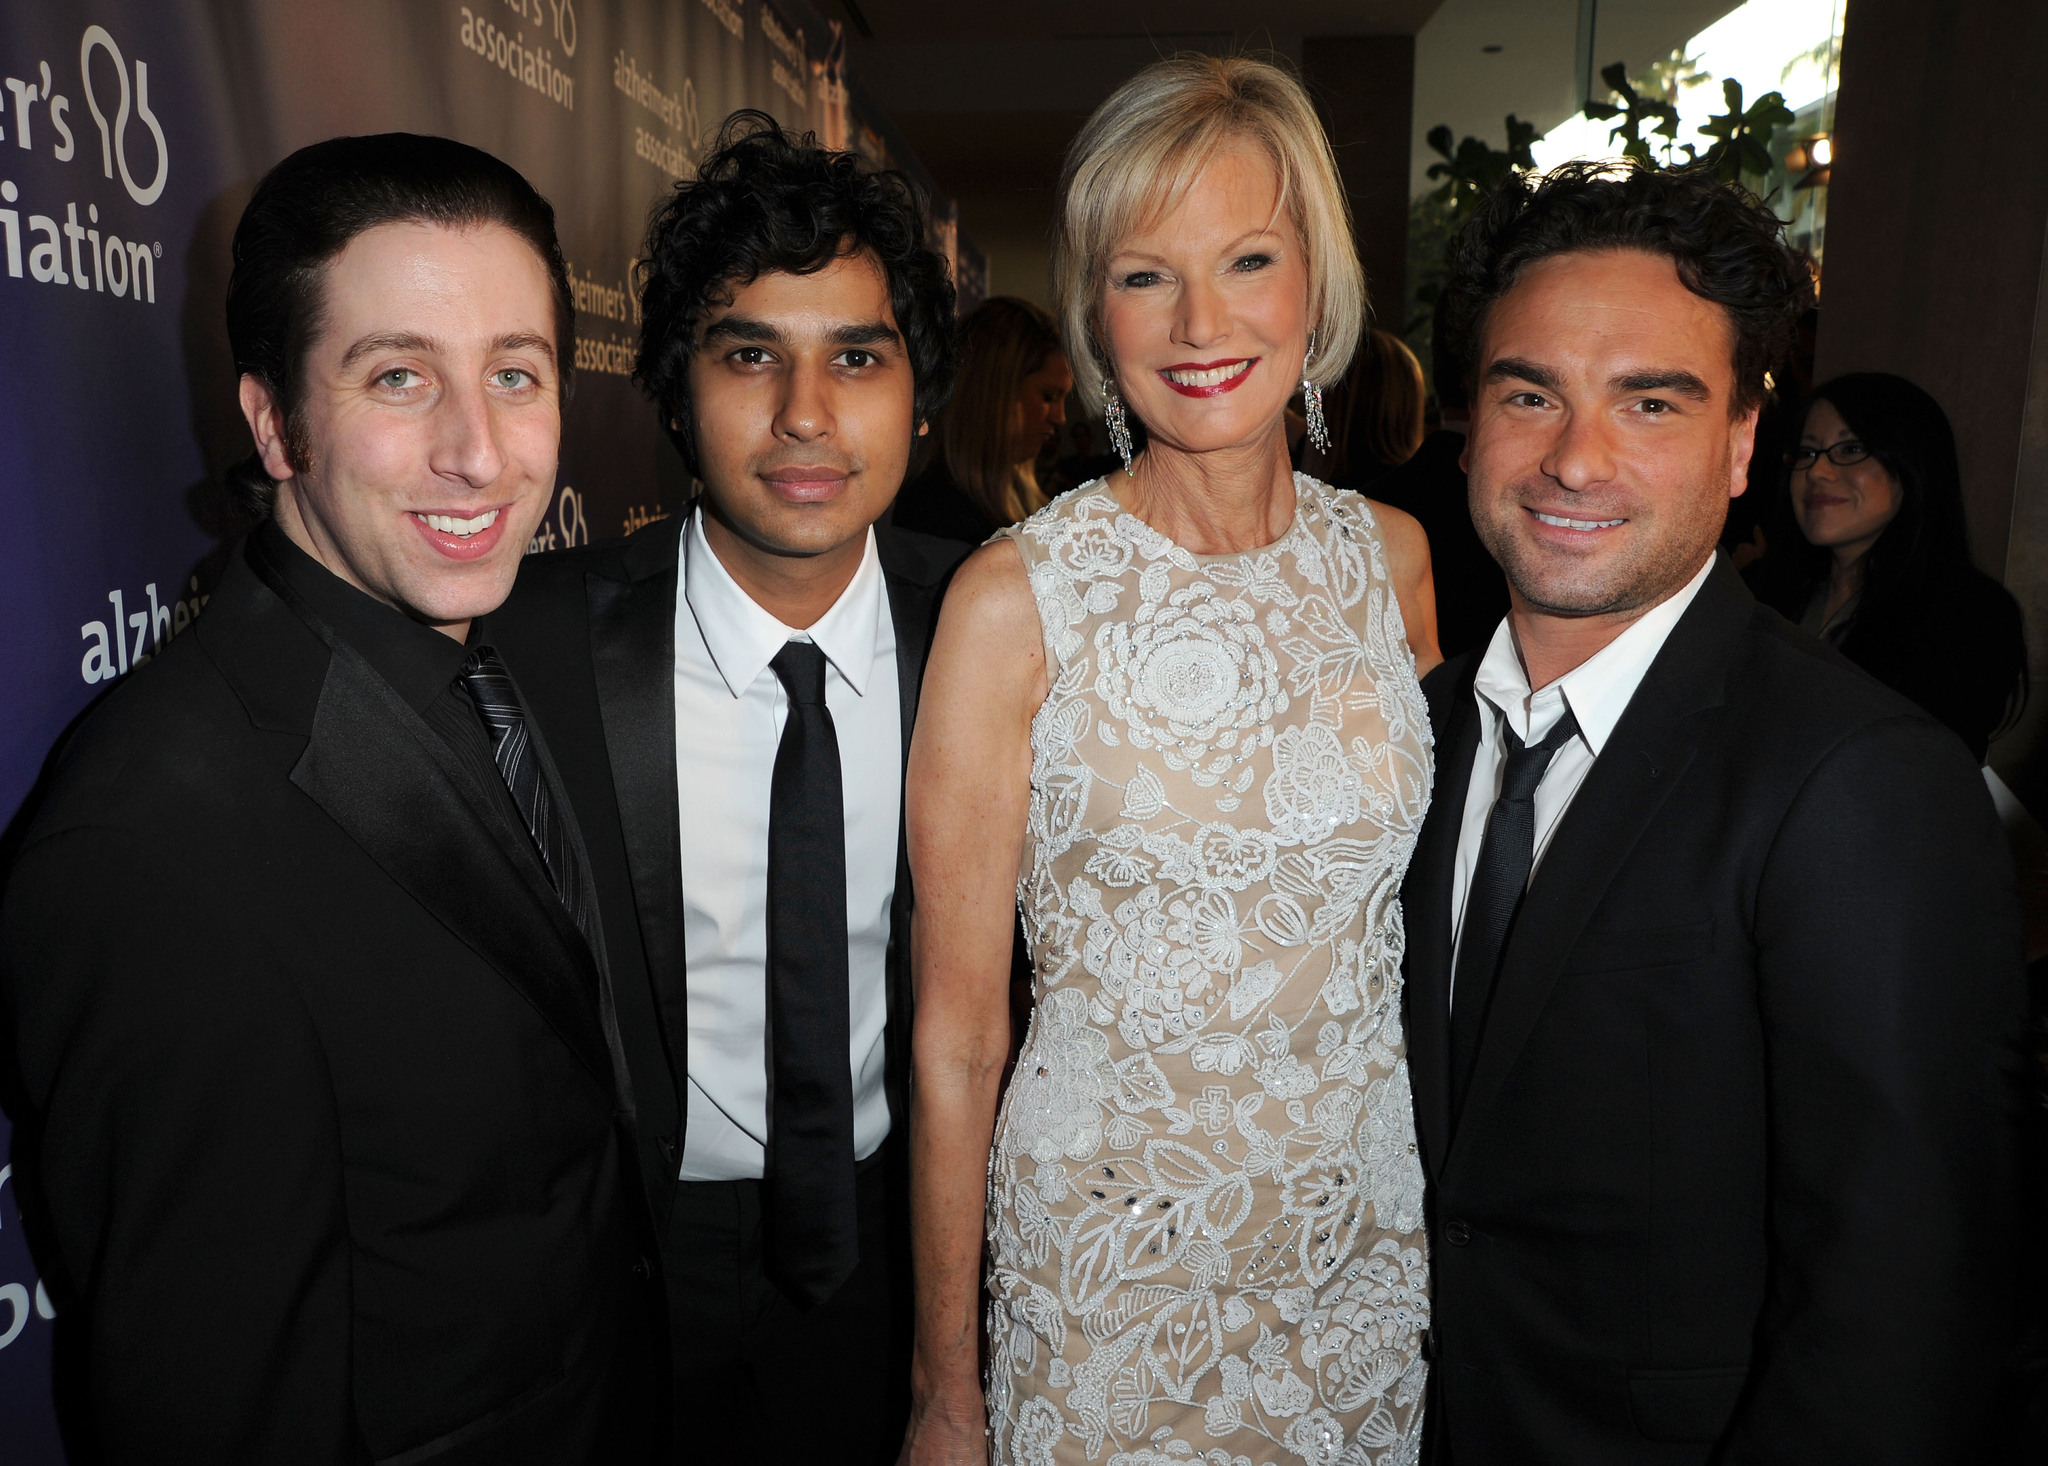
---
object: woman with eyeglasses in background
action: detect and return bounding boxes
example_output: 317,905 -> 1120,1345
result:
1746,371 -> 2027,762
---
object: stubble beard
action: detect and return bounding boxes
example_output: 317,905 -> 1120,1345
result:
1474,477 -> 1729,621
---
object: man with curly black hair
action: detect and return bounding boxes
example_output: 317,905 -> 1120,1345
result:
1400,161 -> 2025,1462
484,112 -> 963,1462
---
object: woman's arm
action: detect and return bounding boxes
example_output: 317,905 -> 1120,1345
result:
898,539 -> 1048,1466
1367,499 -> 1442,677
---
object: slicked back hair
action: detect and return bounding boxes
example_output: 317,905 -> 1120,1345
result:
635,110 -> 959,476
1439,160 -> 1813,416
225,132 -> 574,516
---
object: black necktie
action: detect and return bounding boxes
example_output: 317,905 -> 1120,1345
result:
764,640 -> 859,1307
1449,704 -> 1581,1122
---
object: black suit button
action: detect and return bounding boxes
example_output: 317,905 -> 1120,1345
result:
657,1134 -> 678,1164
1443,1220 -> 1472,1247
631,1255 -> 653,1280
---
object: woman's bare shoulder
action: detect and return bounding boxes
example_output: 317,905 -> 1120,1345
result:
1362,497 -> 1432,581
942,537 -> 1038,635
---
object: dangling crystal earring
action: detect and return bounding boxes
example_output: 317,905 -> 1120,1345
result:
1104,382 -> 1134,470
1302,332 -> 1330,455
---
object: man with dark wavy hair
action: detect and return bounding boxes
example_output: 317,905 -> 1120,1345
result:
485,112 -> 962,1462
1400,161 -> 2025,1462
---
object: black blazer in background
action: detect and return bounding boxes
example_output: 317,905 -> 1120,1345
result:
0,543 -> 651,1463
1401,560 -> 2026,1463
482,513 -> 968,1232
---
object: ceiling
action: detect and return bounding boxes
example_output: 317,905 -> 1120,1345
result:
842,2 -> 1449,303
836,0 -> 1744,304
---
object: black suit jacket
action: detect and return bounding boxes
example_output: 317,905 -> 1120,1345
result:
0,542 -> 650,1464
482,514 -> 968,1234
1401,560 -> 2026,1463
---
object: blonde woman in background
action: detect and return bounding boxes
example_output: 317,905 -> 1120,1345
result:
901,54 -> 1440,1466
894,296 -> 1075,543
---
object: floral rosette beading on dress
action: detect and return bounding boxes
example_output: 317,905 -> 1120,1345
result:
986,474 -> 1435,1466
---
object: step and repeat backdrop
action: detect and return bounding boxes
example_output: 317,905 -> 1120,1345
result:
0,3 -> 978,1455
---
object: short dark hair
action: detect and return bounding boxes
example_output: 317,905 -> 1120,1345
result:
635,111 -> 958,475
1438,160 -> 1813,415
225,133 -> 574,515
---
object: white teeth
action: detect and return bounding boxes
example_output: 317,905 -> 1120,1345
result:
416,509 -> 500,537
1163,360 -> 1252,388
1533,510 -> 1625,531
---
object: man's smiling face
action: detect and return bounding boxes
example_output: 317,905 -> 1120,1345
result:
1463,247 -> 1756,620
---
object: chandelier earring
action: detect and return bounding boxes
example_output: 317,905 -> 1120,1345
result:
1103,381 -> 1135,470
1302,331 -> 1330,455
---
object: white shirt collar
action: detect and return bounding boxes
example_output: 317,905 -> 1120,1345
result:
1473,552 -> 1717,756
681,505 -> 885,699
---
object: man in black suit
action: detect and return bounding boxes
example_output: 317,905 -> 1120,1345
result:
1402,161 -> 2026,1462
0,135 -> 651,1463
484,113 -> 962,1462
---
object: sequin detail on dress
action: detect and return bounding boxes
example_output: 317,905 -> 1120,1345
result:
987,474 -> 1434,1466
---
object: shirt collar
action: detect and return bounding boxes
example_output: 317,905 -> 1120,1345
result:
1473,551 -> 1717,756
254,517 -> 472,714
681,505 -> 885,699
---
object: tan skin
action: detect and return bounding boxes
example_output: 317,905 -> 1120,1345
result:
897,139 -> 1438,1466
238,221 -> 564,640
1463,247 -> 1757,690
685,247 -> 924,626
1789,397 -> 1901,626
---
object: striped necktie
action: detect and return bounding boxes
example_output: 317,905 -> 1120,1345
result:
460,645 -> 592,938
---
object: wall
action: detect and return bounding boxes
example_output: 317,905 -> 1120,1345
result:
1815,0 -> 2048,579
1303,34 -> 1416,326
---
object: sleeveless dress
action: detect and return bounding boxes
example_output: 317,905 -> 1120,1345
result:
986,475 -> 1434,1466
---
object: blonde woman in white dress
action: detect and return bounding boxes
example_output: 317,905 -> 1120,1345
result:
901,55 -> 1441,1466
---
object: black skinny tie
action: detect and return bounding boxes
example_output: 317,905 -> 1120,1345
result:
764,640 -> 859,1308
1449,705 -> 1581,1123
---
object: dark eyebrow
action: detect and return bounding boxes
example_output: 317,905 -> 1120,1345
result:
339,332 -> 440,370
1483,356 -> 1561,391
699,315 -> 784,348
829,320 -> 902,349
490,331 -> 556,363
1612,369 -> 1712,402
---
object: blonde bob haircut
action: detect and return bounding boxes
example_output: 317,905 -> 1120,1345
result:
1053,53 -> 1366,410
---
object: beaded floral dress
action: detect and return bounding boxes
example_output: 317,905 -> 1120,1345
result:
985,475 -> 1434,1466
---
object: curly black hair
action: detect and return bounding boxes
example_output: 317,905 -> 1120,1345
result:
1438,160 -> 1814,415
635,111 -> 958,474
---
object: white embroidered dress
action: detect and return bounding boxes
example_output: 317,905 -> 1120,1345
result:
986,475 -> 1434,1466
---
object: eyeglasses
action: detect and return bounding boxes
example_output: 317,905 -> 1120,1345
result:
1785,441 -> 1872,470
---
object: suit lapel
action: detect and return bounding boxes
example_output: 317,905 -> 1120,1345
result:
1404,657 -> 1480,1183
875,527 -> 966,1130
586,519 -> 691,1122
1445,565 -> 1752,1175
290,638 -> 617,1091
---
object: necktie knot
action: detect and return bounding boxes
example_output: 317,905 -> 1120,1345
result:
460,646 -> 521,745
1497,706 -> 1580,804
772,639 -> 829,707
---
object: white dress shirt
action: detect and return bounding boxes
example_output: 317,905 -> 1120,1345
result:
672,507 -> 900,1180
1448,553 -> 1717,1003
